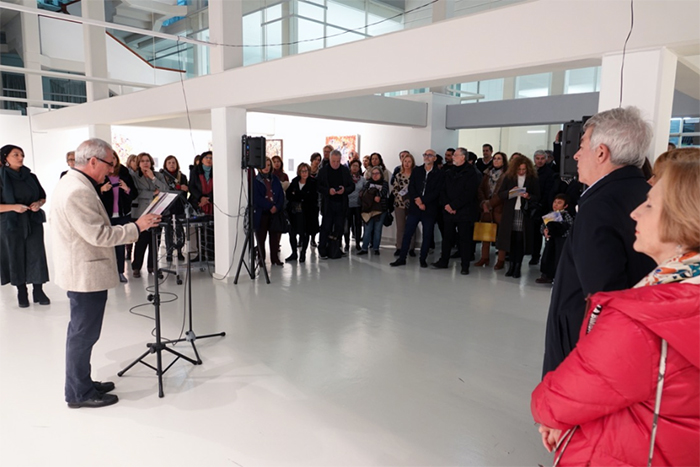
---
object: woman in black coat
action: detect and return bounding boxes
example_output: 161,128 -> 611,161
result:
0,144 -> 50,307
160,155 -> 189,262
100,153 -> 138,283
497,154 -> 540,278
285,163 -> 319,263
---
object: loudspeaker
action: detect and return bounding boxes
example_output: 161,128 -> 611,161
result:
560,121 -> 583,178
243,136 -> 266,169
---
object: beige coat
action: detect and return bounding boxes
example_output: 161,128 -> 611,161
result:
50,170 -> 140,292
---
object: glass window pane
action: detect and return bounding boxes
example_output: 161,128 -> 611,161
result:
243,11 -> 263,65
565,67 -> 598,94
515,72 -> 551,98
326,26 -> 363,47
670,118 -> 682,133
479,78 -> 504,102
367,13 -> 402,36
298,1 -> 325,21
266,4 -> 282,22
265,19 -> 283,60
298,18 -> 325,53
681,135 -> 700,147
682,117 -> 700,133
327,1 -> 365,30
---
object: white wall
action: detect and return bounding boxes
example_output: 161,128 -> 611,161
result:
111,125 -> 212,168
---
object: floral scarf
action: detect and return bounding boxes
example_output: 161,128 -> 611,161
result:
635,251 -> 700,287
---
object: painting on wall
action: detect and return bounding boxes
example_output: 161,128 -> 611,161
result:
325,135 -> 359,164
266,139 -> 283,160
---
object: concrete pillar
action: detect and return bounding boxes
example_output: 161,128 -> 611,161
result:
82,0 -> 109,103
19,0 -> 43,107
211,107 -> 246,280
209,0 -> 243,74
599,47 -> 677,160
429,0 -> 455,93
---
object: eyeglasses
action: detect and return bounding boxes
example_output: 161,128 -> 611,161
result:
95,157 -> 114,167
422,153 -> 435,158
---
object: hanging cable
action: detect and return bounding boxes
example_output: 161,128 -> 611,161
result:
619,0 -> 635,108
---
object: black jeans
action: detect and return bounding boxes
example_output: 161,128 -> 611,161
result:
400,211 -> 436,261
132,228 -> 161,271
65,290 -> 108,402
110,216 -> 131,274
319,201 -> 345,253
345,206 -> 362,247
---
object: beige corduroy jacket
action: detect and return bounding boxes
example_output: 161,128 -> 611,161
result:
50,169 -> 140,292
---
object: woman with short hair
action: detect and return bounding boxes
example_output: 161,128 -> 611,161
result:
532,150 -> 700,466
0,144 -> 50,307
364,152 -> 391,182
285,163 -> 318,263
345,159 -> 365,252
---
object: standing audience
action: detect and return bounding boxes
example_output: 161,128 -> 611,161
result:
357,167 -> 389,256
285,163 -> 318,263
253,158 -> 285,266
317,150 -> 354,259
160,155 -> 188,262
345,159 -> 365,252
391,152 -> 417,257
475,151 -> 508,269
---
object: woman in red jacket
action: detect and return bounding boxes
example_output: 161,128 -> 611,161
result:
531,150 -> 700,466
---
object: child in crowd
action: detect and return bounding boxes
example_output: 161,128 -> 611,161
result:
536,194 -> 574,284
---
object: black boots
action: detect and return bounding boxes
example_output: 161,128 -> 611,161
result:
33,284 -> 51,305
505,262 -> 522,278
17,284 -> 29,308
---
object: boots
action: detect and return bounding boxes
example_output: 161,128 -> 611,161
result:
285,252 -> 298,262
17,284 -> 29,308
33,284 -> 51,305
474,257 -> 489,267
505,262 -> 516,277
493,250 -> 506,270
512,263 -> 522,278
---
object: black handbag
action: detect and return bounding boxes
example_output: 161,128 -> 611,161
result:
383,211 -> 394,227
269,211 -> 290,233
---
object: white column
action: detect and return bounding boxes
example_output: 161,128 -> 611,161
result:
211,107 -> 246,281
209,0 -> 246,281
82,0 -> 110,142
599,47 -> 677,160
432,0 -> 455,22
208,0 -> 243,74
19,0 -> 43,107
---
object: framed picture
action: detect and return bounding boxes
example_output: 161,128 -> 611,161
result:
325,135 -> 359,164
266,139 -> 283,159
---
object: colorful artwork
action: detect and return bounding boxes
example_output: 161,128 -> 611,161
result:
266,139 -> 283,159
325,135 -> 359,164
111,134 -> 134,163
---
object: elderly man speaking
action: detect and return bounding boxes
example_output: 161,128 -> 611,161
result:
51,138 -> 161,409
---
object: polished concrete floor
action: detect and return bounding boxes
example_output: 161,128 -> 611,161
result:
0,241 -> 553,466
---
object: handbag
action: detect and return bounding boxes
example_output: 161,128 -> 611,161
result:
269,211 -> 290,233
383,211 -> 394,227
473,220 -> 497,242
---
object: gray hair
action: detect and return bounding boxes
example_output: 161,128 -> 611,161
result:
583,106 -> 652,168
330,149 -> 342,158
455,147 -> 468,157
533,149 -> 548,158
75,138 -> 112,166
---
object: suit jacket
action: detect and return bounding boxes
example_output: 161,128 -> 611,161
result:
50,170 -> 140,292
439,163 -> 480,222
407,164 -> 445,217
542,165 -> 656,376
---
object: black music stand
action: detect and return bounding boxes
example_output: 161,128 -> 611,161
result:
118,226 -> 200,398
234,167 -> 270,284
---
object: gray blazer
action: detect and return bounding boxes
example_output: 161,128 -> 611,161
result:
50,170 -> 139,292
131,171 -> 169,218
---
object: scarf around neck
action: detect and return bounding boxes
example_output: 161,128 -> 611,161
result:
202,164 -> 212,181
635,251 -> 700,288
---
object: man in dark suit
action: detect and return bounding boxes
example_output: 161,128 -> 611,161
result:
542,107 -> 657,377
317,150 -> 354,258
530,150 -> 557,265
390,149 -> 445,268
431,147 -> 481,275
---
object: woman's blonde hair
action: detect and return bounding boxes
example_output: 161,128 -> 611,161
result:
658,148 -> 700,250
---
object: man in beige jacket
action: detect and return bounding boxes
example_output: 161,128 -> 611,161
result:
51,138 -> 161,409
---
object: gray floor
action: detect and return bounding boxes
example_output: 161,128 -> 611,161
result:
0,241 -> 553,466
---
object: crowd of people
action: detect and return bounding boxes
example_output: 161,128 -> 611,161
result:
1,107 -> 698,463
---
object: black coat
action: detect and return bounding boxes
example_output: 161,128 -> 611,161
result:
407,165 -> 445,218
189,165 -> 213,212
439,163 -> 481,222
100,165 -> 138,217
285,176 -> 319,235
536,164 -> 557,214
542,165 -> 656,376
496,174 -> 540,252
160,169 -> 189,216
0,166 -> 49,286
316,164 -> 355,213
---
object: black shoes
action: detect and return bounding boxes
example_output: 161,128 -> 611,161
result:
132,270 -> 141,278
67,393 -> 118,409
460,268 -> 470,275
32,286 -> 50,305
119,273 -> 128,283
431,261 -> 448,269
94,381 -> 115,394
390,258 -> 406,267
17,285 -> 29,308
529,257 -> 540,266
536,274 -> 553,284
357,250 -> 368,256
420,259 -> 428,268
394,249 -> 401,257
373,250 -> 380,255
285,253 -> 298,262
408,250 -> 416,257
512,263 -> 522,278
505,263 -> 515,277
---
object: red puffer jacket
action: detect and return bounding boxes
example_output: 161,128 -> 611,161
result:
531,283 -> 700,466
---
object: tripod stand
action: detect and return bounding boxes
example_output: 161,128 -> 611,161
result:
234,167 -> 270,284
161,213 -> 225,362
118,226 -> 200,398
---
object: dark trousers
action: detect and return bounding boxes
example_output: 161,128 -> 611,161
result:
540,237 -> 566,278
510,231 -> 525,264
345,206 -> 362,247
400,211 -> 436,261
132,228 -> 161,271
440,217 -> 474,269
110,216 -> 131,274
319,201 -> 345,252
531,218 -> 544,260
163,216 -> 184,259
65,290 -> 108,403
255,212 -> 281,264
